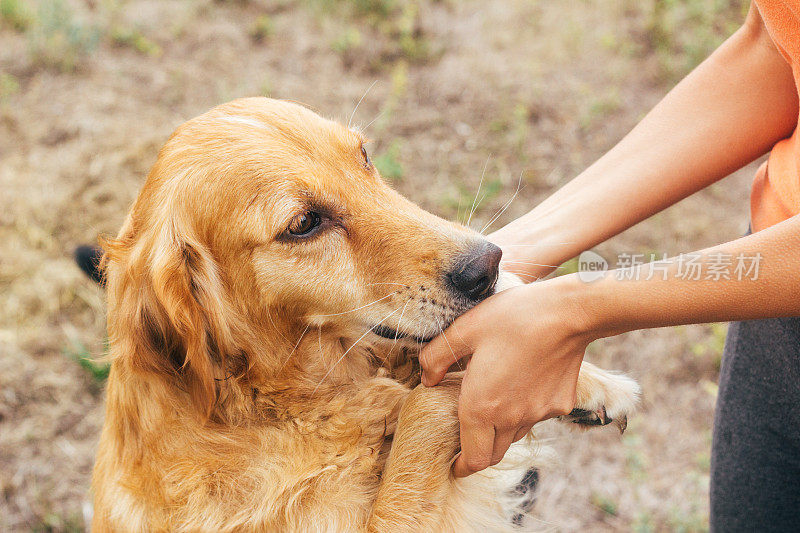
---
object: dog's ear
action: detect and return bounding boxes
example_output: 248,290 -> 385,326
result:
104,218 -> 236,418
74,245 -> 105,285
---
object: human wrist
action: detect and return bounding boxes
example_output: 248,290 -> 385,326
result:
568,260 -> 697,339
490,217 -> 582,278
550,271 -> 638,342
537,273 -> 609,344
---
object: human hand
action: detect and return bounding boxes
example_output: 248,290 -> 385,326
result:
419,276 -> 594,477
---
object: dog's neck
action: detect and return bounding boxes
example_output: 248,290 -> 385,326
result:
219,323 -> 420,423
258,324 -> 419,393
109,321 -> 419,428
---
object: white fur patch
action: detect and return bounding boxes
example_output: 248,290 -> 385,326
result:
495,270 -> 525,292
218,115 -> 271,130
442,440 -> 552,532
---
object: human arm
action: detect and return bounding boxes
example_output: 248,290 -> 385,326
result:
491,3 -> 798,280
421,215 -> 800,477
420,2 -> 800,478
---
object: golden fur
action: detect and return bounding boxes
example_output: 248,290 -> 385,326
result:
92,98 -> 639,532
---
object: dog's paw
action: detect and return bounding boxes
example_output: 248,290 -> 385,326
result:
559,361 -> 640,434
561,406 -> 614,428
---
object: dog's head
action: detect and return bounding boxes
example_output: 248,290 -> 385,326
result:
104,97 -> 502,415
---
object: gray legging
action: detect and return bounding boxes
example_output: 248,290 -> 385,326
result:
710,315 -> 800,532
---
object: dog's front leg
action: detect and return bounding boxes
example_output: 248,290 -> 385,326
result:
367,374 -> 462,533
561,361 -> 641,432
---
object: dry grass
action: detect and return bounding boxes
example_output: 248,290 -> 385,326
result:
1,0 -> 750,530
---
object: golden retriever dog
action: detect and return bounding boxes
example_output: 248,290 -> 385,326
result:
91,98 -> 639,532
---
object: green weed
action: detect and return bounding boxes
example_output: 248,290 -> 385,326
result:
27,0 -> 101,72
310,0 -> 432,65
590,492 -> 619,516
373,140 -> 404,181
0,72 -> 20,101
331,26 -> 363,54
667,505 -> 709,533
581,91 -> 622,130
632,511 -> 656,533
31,511 -> 84,533
695,450 -> 711,470
0,0 -> 32,31
395,2 -> 429,61
369,60 -> 408,132
641,0 -> 748,81
441,178 -> 503,224
249,14 -> 274,42
690,322 -> 727,370
623,427 -> 649,483
259,78 -> 273,97
557,256 -> 580,276
63,340 -> 110,383
110,26 -> 162,57
489,102 -> 534,161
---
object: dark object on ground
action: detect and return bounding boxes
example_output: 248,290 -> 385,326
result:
74,245 -> 104,285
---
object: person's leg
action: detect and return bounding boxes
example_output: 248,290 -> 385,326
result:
711,316 -> 800,532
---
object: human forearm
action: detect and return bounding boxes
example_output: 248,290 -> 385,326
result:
419,217 -> 800,480
493,5 -> 798,274
566,214 -> 800,338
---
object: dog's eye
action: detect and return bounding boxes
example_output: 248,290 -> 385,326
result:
287,211 -> 322,237
360,145 -> 372,168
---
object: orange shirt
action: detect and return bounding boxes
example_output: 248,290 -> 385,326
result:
751,0 -> 800,231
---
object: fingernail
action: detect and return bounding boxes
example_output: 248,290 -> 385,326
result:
421,373 -> 430,387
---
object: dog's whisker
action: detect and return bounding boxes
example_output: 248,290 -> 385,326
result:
266,308 -> 292,344
480,170 -> 524,234
467,156 -> 490,228
382,299 -> 411,364
361,108 -> 386,133
433,317 -> 462,372
312,306 -> 402,395
348,80 -> 378,130
309,292 -> 396,318
365,282 -> 408,288
451,322 -> 471,351
473,191 -> 488,222
501,242 -> 577,247
501,260 -> 564,269
506,272 -> 543,281
278,323 -> 311,374
439,322 -> 463,372
480,171 -> 524,234
394,301 -> 410,342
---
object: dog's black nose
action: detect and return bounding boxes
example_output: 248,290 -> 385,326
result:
448,241 -> 502,301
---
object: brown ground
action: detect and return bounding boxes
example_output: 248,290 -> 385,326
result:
1,0 -> 752,530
